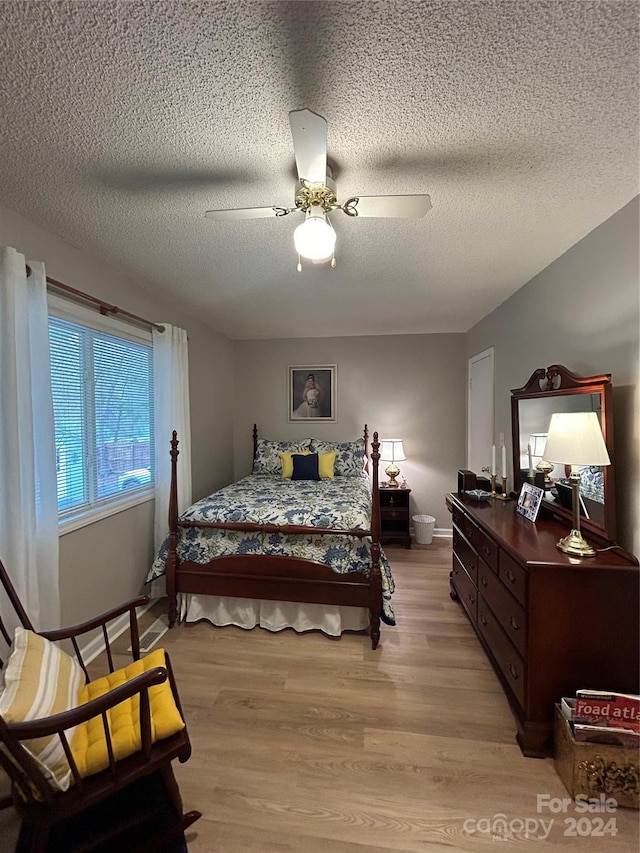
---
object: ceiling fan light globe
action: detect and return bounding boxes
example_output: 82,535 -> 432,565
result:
294,216 -> 336,261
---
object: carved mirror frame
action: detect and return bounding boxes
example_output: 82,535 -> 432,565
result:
511,364 -> 615,542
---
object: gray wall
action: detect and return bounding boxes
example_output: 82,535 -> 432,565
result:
233,335 -> 467,530
465,196 -> 639,555
0,204 -> 236,627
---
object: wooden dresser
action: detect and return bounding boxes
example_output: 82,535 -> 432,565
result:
446,491 -> 639,758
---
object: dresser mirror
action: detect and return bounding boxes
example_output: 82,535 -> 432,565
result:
510,365 -> 615,541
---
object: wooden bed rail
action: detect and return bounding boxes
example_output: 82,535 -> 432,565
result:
179,520 -> 372,537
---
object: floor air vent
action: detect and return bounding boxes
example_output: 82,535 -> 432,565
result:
129,615 -> 169,654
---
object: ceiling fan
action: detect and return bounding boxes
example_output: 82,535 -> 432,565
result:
205,109 -> 432,268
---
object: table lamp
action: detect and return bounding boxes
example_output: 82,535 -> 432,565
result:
379,439 -> 406,488
542,412 -> 610,557
529,432 -> 554,488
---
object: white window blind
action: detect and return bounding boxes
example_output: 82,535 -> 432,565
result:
49,312 -> 154,519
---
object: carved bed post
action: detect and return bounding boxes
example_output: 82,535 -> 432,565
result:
369,431 -> 382,650
252,424 -> 258,464
167,431 -> 179,627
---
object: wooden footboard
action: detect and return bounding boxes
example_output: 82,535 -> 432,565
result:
165,426 -> 383,649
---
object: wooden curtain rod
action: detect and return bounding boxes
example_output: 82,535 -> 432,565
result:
25,264 -> 165,333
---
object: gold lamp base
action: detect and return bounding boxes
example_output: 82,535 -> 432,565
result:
536,458 -> 554,489
385,463 -> 400,488
556,529 -> 597,558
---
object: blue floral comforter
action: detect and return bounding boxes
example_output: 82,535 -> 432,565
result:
147,473 -> 395,625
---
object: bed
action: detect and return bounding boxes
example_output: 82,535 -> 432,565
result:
147,425 -> 394,649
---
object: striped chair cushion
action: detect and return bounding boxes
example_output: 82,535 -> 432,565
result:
0,627 -> 85,791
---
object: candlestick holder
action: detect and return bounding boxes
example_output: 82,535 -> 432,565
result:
490,474 -> 497,497
494,475 -> 511,500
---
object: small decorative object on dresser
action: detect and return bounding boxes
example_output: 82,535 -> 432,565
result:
516,482 -> 544,522
379,485 -> 411,548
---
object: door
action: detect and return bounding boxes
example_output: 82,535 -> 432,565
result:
468,348 -> 494,474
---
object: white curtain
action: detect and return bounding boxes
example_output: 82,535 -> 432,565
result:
0,246 -> 60,630
153,324 -> 192,552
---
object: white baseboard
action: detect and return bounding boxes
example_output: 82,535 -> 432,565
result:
79,599 -> 155,665
409,526 -> 453,540
432,527 -> 453,538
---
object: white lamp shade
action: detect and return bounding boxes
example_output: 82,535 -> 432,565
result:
379,439 -> 406,462
294,210 -> 336,260
542,412 -> 611,466
529,433 -> 548,459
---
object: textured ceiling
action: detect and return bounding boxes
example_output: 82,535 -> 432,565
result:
0,1 -> 638,339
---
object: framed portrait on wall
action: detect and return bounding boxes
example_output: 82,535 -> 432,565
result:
288,365 -> 336,422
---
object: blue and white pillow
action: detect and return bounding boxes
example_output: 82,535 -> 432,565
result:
310,438 -> 365,477
253,439 -> 310,475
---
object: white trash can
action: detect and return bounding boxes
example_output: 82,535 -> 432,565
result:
413,514 -> 436,545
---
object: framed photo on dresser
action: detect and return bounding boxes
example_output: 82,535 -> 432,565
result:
516,482 -> 544,522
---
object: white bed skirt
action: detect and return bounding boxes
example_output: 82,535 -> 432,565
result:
181,593 -> 369,637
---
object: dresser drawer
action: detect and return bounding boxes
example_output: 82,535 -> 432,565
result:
477,560 -> 527,657
451,553 -> 477,624
452,525 -> 477,584
477,596 -> 526,709
499,550 -> 527,606
452,506 -> 483,550
467,525 -> 498,574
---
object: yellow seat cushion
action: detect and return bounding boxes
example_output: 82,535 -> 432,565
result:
72,648 -> 185,779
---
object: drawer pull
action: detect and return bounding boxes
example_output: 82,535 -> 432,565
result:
482,545 -> 491,557
504,568 -> 516,584
508,663 -> 519,680
480,575 -> 488,588
509,616 -> 520,631
467,593 -> 475,605
479,613 -> 488,626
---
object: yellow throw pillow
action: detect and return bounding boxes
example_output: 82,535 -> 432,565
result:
318,450 -> 337,479
279,449 -> 311,478
280,450 -> 336,479
0,627 -> 86,792
72,647 -> 185,780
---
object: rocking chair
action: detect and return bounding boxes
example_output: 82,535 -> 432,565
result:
0,557 -> 201,852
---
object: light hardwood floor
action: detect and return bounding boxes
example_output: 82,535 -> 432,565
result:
2,540 -> 638,850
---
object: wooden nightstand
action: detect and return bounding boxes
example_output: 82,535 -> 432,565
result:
379,486 -> 411,548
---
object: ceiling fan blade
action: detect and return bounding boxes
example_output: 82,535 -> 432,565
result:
289,109 -> 327,185
342,194 -> 432,218
205,206 -> 292,221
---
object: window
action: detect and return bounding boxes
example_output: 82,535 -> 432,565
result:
48,298 -> 154,527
